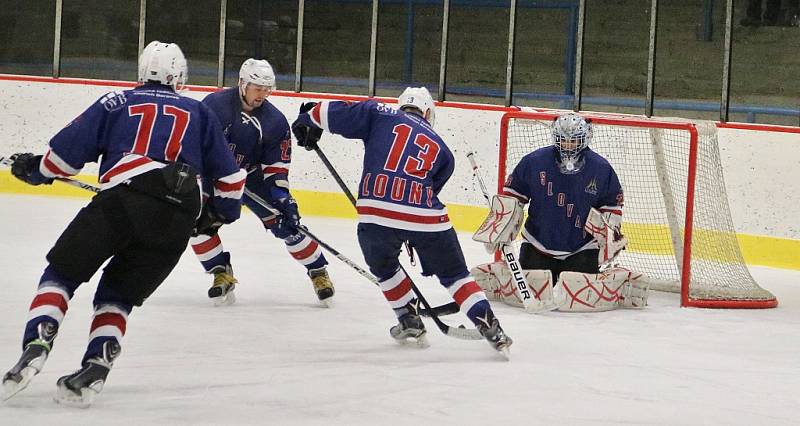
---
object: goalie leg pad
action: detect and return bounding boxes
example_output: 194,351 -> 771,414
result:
556,267 -> 648,312
473,195 -> 524,254
471,262 -> 557,312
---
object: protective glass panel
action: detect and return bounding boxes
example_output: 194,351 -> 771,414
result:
0,0 -> 55,76
579,0 -> 651,115
512,3 -> 575,109
375,1 -> 443,99
224,0 -> 298,90
145,0 -> 220,87
445,3 -> 508,104
653,0 -> 725,121
730,2 -> 800,126
60,0 -> 139,81
302,1 -> 371,95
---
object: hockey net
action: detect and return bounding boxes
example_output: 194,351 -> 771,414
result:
499,111 -> 777,308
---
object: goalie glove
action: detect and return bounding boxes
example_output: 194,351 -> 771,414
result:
584,208 -> 628,265
472,194 -> 524,254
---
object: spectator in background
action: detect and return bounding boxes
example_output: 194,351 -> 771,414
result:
741,0 -> 800,26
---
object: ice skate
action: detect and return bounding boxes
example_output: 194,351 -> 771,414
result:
309,267 -> 335,307
54,340 -> 120,408
208,265 -> 237,306
2,321 -> 58,401
478,314 -> 513,360
390,313 -> 429,348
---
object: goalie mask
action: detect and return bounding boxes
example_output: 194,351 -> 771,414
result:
552,112 -> 592,174
398,86 -> 436,126
138,41 -> 188,91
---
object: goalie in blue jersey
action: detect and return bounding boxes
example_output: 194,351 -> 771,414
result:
189,58 -> 335,307
2,42 -> 245,406
473,112 -> 648,312
291,87 -> 512,354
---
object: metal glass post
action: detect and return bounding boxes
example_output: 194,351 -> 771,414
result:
368,0 -> 379,97
572,0 -> 586,111
217,0 -> 227,87
720,0 -> 734,122
138,0 -> 147,57
295,0 -> 305,92
504,0 -> 518,107
645,0 -> 659,118
438,0 -> 451,102
53,0 -> 63,78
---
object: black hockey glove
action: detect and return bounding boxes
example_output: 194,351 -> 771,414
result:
273,197 -> 301,238
10,153 -> 54,186
193,202 -> 226,237
292,102 -> 322,151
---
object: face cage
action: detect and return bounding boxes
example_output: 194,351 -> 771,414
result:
555,136 -> 588,174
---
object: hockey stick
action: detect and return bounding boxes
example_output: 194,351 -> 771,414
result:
467,151 -> 554,314
244,187 -> 480,340
310,146 -> 483,340
313,146 -> 461,318
1,156 -> 101,193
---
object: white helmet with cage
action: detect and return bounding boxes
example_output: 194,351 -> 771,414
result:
239,58 -> 276,91
137,41 -> 187,91
552,112 -> 592,173
398,86 -> 436,126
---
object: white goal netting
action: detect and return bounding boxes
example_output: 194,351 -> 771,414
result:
500,111 -> 776,308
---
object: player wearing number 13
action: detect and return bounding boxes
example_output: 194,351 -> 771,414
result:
2,41 -> 245,406
292,87 -> 511,353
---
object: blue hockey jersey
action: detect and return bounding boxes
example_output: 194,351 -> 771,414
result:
202,88 -> 292,201
38,83 -> 246,221
295,100 -> 453,232
503,146 -> 623,258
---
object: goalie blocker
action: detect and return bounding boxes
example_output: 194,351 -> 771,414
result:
472,261 -> 649,312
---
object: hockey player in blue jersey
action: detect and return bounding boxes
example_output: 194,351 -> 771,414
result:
189,58 -> 335,307
2,41 -> 246,406
291,87 -> 512,354
502,112 -> 625,280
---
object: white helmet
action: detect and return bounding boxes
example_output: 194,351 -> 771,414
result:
552,112 -> 592,173
398,86 -> 435,126
137,41 -> 187,90
239,58 -> 276,90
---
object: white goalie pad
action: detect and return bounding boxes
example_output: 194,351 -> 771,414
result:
473,195 -> 524,253
584,208 -> 628,265
471,262 -> 558,313
556,267 -> 649,312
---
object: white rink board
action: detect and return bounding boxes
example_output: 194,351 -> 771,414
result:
1,195 -> 799,425
0,79 -> 798,239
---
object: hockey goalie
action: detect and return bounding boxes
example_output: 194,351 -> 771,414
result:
472,196 -> 649,312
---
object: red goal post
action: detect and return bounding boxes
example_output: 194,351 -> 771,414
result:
498,110 -> 777,309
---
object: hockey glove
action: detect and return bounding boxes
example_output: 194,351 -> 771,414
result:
10,153 -> 53,186
292,103 -> 322,151
273,197 -> 301,238
193,202 -> 226,237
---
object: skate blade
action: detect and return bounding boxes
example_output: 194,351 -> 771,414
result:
493,343 -> 511,361
394,334 -> 430,349
2,365 -> 41,401
54,385 -> 97,408
212,291 -> 236,307
318,297 -> 333,308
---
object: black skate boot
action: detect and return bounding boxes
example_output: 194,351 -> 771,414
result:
389,301 -> 428,348
55,340 -> 121,408
309,267 -> 335,307
208,264 -> 237,306
2,320 -> 58,401
477,312 -> 513,359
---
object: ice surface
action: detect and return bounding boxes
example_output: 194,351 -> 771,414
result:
1,195 -> 798,425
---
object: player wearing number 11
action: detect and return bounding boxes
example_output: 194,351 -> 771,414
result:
2,41 -> 245,406
291,87 -> 512,354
